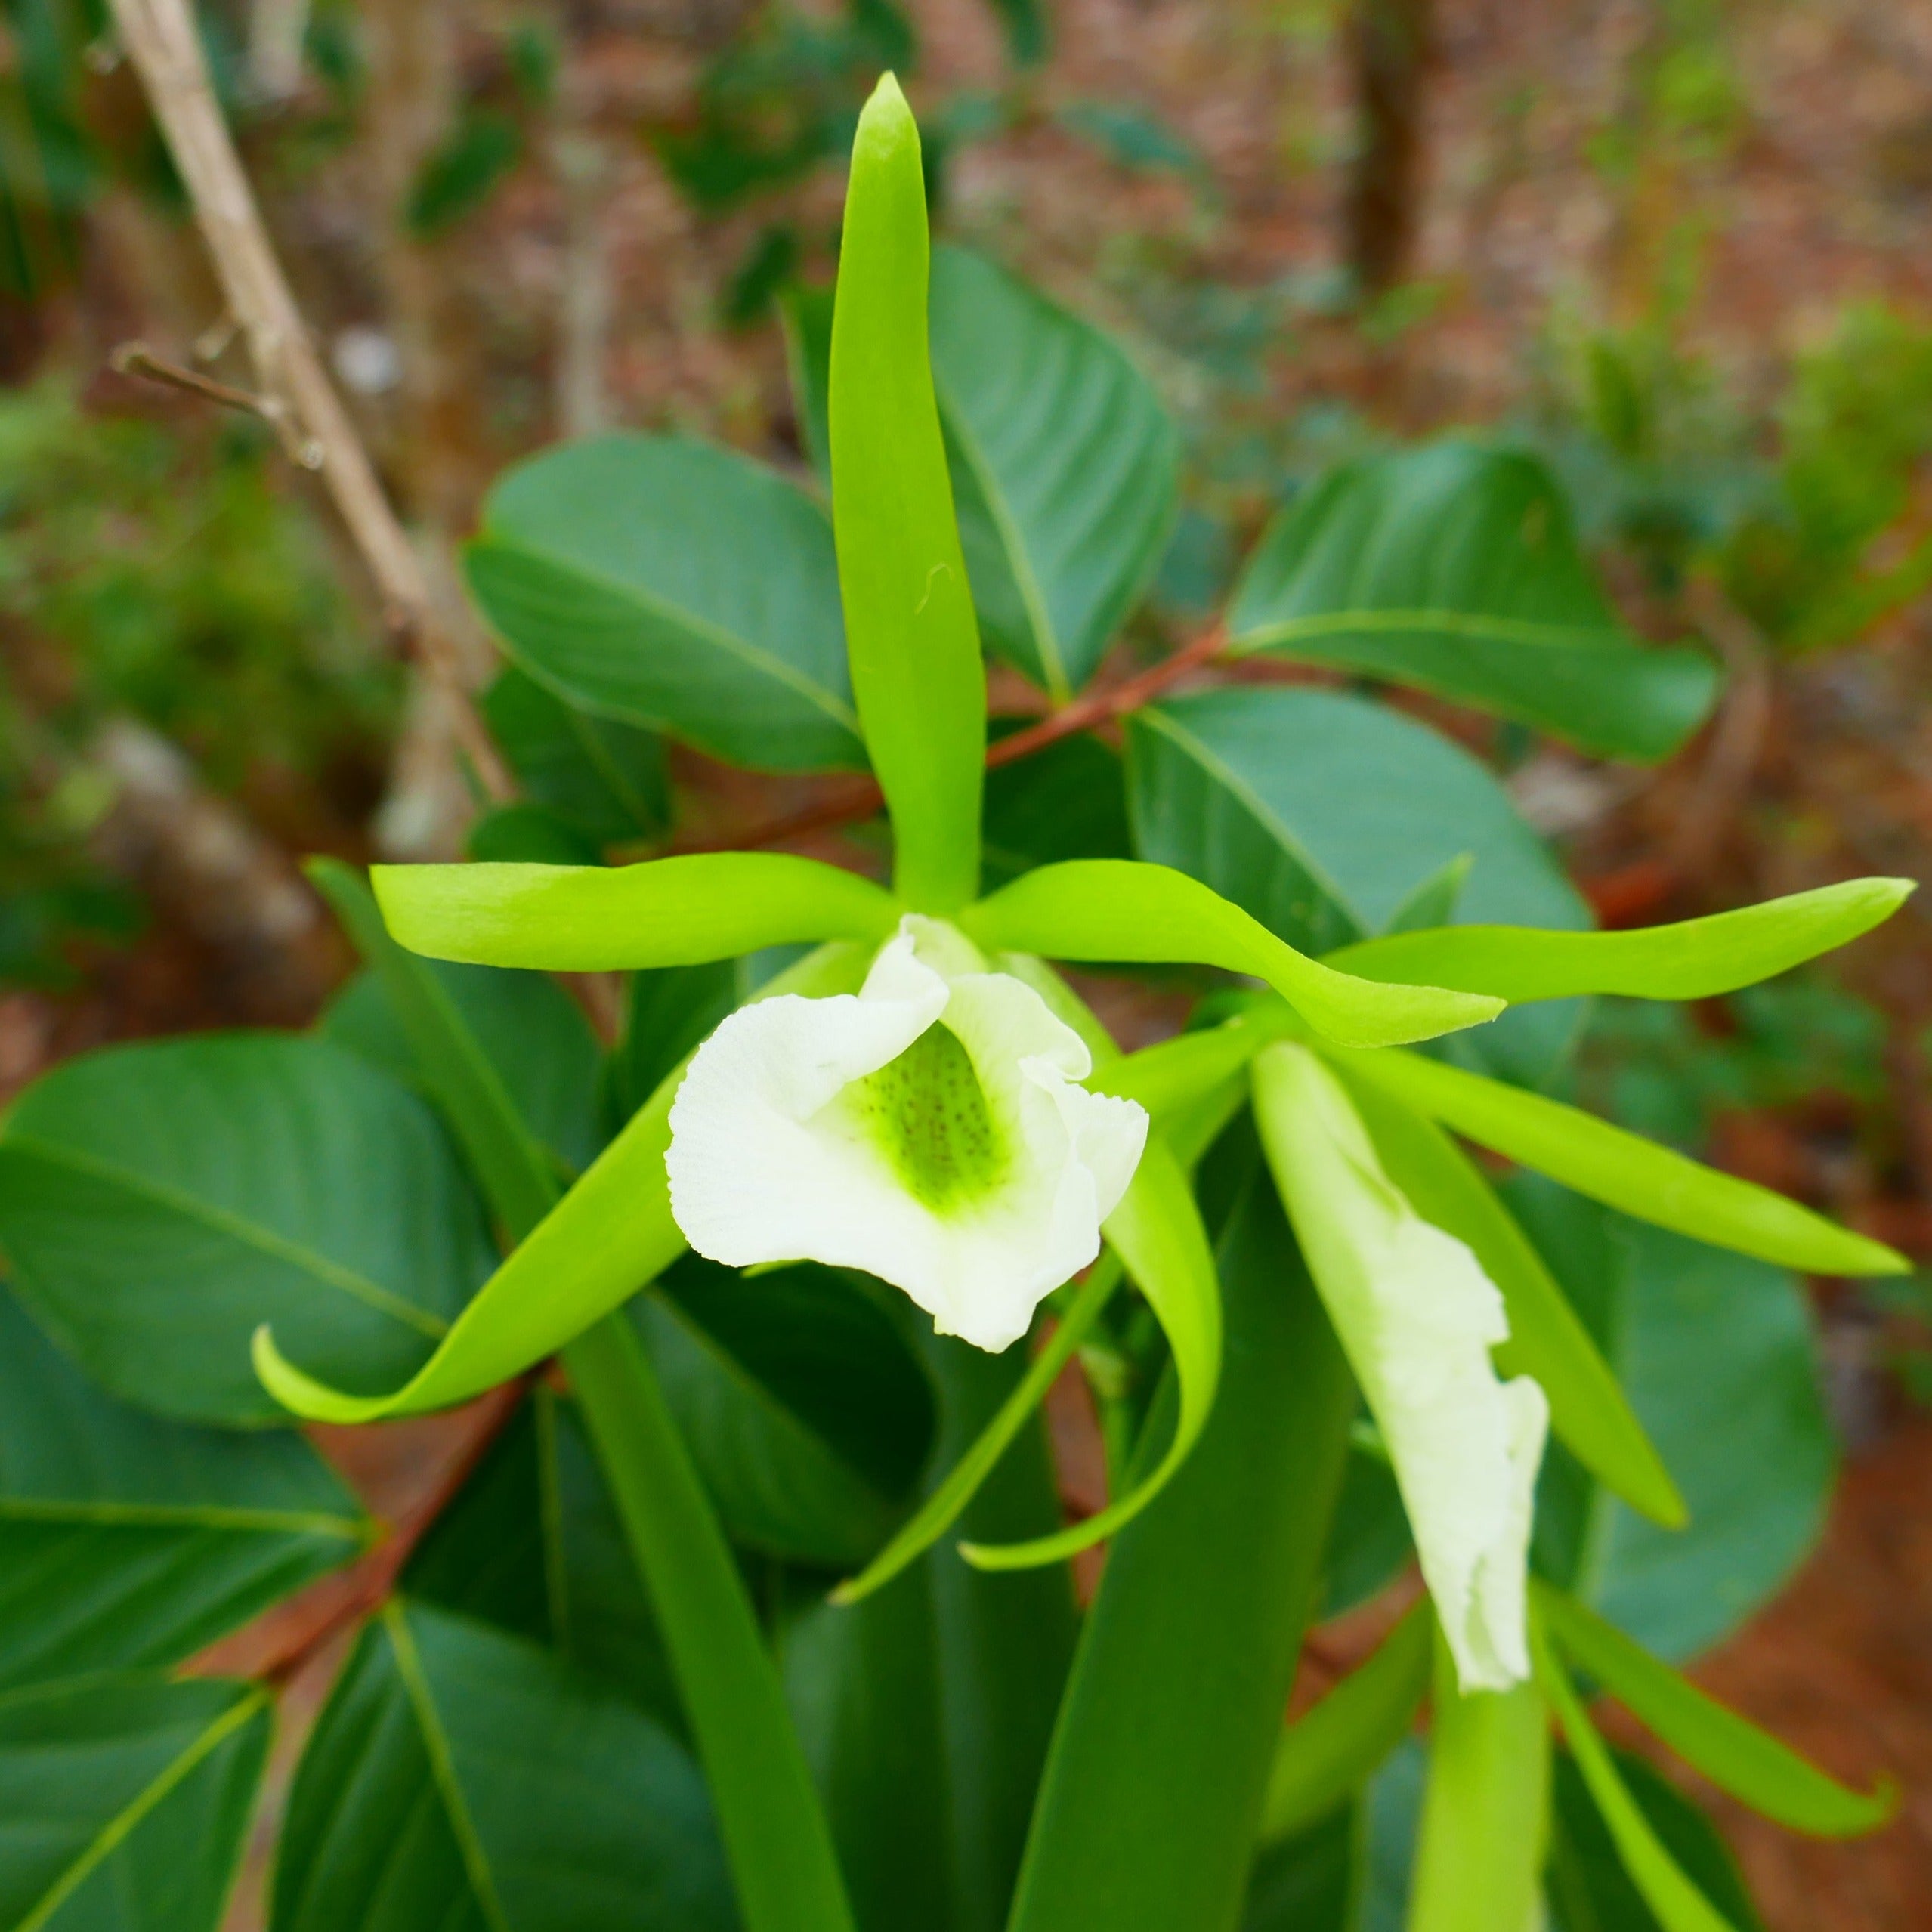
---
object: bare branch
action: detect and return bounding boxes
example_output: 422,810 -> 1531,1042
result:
104,0 -> 513,802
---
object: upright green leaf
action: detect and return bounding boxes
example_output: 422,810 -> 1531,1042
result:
465,434 -> 864,772
564,1317 -> 858,1932
1260,1599 -> 1432,1844
830,76 -> 985,911
1535,1584 -> 1893,1837
962,859 -> 1502,1048
1009,1140 -> 1356,1932
0,1035 -> 493,1426
1127,687 -> 1588,1083
254,945 -> 871,1424
981,730 -> 1133,890
0,1674 -> 269,1932
0,1291 -> 363,1694
1332,878 -> 1913,1003
1226,440 -> 1719,761
1329,1045 -> 1906,1276
931,245 -> 1178,697
1332,1071 -> 1683,1526
481,666 -> 671,848
371,853 -> 901,972
1408,1637 -> 1550,1932
273,1601 -> 737,1932
1532,1619 -> 1740,1932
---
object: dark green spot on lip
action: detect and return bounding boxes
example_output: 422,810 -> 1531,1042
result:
845,1021 -> 1009,1212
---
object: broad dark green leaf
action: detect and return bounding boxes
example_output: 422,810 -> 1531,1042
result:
603,961 -> 740,1133
481,666 -> 671,847
1241,1804 -> 1357,1932
779,283 -> 836,484
0,1291 -> 363,1693
0,1674 -> 270,1932
1009,1133 -> 1356,1932
323,959 -> 604,1176
981,731 -> 1133,890
1226,440 -> 1720,761
465,434 -> 864,772
1513,1180 -> 1835,1661
932,245 -> 1179,697
1547,1748 -> 1767,1932
467,803 -> 605,866
273,1600 -> 737,1932
638,1258 -> 933,1566
0,1035 -> 493,1426
1127,685 -> 1589,1082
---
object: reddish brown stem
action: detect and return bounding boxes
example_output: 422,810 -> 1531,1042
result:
688,623 -> 1231,855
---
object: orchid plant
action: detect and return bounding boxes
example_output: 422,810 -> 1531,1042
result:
0,73 -> 1906,1932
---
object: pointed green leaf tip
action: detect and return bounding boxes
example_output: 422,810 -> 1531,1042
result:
831,73 -> 985,913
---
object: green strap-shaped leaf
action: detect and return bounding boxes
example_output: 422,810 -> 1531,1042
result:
1408,1631 -> 1550,1932
830,76 -> 985,912
1226,439 -> 1720,762
1535,1584 -> 1895,1838
1532,1613 -> 1742,1932
1330,877 -> 1913,1002
1258,1598 -> 1432,1843
961,860 -> 1502,1048
1334,1069 -> 1684,1526
564,1319 -> 859,1932
962,1134 -> 1223,1571
255,944 -> 874,1423
1328,1045 -> 1907,1277
830,1253 -> 1124,1607
370,853 -> 901,972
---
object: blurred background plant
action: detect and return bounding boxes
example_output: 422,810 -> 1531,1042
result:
6,0 -> 1932,1921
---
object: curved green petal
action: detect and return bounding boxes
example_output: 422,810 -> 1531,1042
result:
961,1133 -> 1222,1571
1536,1583 -> 1895,1838
1328,878 -> 1912,1003
830,76 -> 985,911
372,854 -> 901,972
255,944 -> 874,1422
1328,1044 -> 1908,1277
961,861 -> 1502,1049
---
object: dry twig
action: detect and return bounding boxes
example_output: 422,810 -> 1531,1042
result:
104,0 -> 512,802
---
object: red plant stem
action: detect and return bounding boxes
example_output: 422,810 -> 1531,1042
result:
688,622 -> 1232,855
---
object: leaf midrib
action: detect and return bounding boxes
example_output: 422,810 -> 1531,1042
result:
0,1498 -> 366,1538
1232,607 -> 1637,655
0,1135 -> 451,1341
475,532 -> 863,737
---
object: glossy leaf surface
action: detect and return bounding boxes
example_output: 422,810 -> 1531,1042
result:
466,433 -> 864,771
1329,1045 -> 1906,1275
1226,440 -> 1718,760
830,76 -> 985,910
962,859 -> 1502,1048
273,1600 -> 737,1932
932,244 -> 1177,697
0,1674 -> 268,1932
0,1034 -> 493,1425
1127,687 -> 1587,1083
0,1291 -> 363,1694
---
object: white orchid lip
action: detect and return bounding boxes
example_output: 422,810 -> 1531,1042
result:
665,916 -> 1148,1352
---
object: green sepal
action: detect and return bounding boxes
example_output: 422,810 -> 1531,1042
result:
371,853 -> 901,972
961,859 -> 1502,1048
